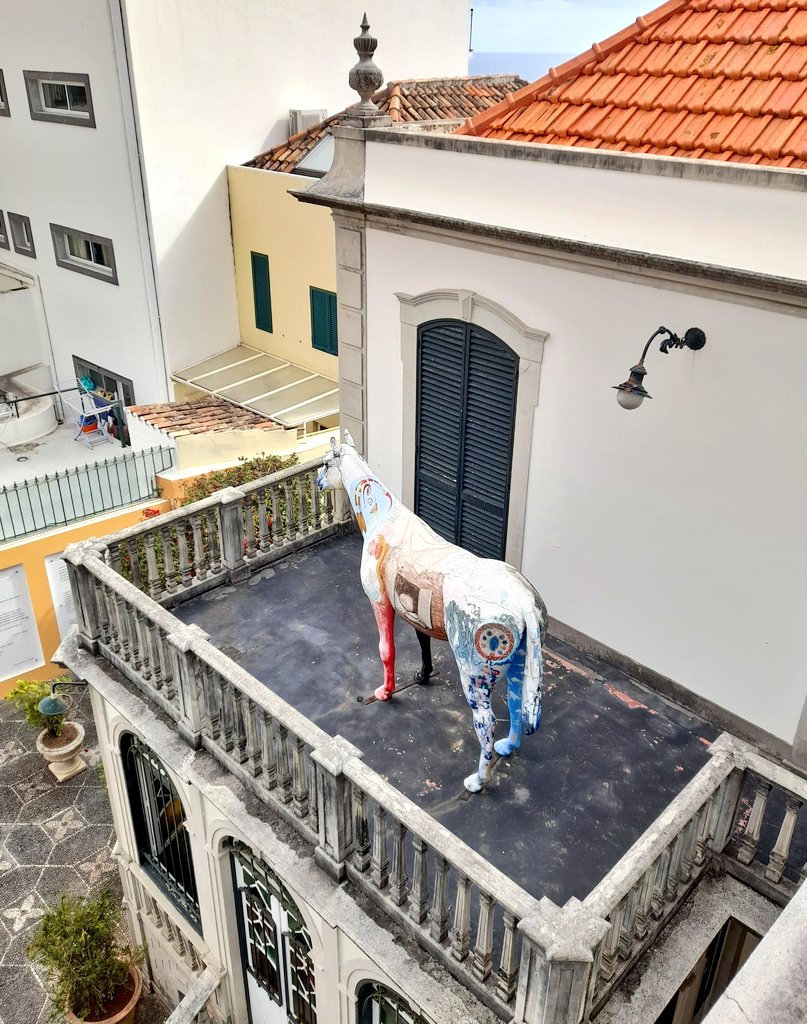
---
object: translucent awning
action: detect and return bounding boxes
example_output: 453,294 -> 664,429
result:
173,346 -> 338,428
0,272 -> 29,293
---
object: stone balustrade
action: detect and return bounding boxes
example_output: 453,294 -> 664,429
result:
61,460 -> 807,1024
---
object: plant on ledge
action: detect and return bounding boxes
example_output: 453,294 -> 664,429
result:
27,890 -> 144,1024
6,677 -> 68,737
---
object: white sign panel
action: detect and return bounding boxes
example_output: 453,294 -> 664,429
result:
45,552 -> 77,640
0,564 -> 44,681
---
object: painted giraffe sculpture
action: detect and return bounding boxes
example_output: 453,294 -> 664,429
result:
317,433 -> 547,793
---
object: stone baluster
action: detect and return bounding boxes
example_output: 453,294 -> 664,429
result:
736,780 -> 772,865
617,887 -> 639,961
93,577 -> 111,644
104,585 -> 121,654
308,470 -> 321,530
148,622 -> 164,688
292,737 -> 309,819
218,487 -> 249,583
259,710 -> 277,790
765,795 -> 803,883
472,891 -> 494,979
129,608 -> 143,672
708,766 -> 746,856
205,509 -> 222,573
113,591 -> 132,662
678,817 -> 697,889
449,871 -> 472,962
301,474 -> 311,534
130,541 -> 143,590
497,910 -> 520,1003
513,899 -> 609,1024
245,699 -> 261,777
430,854 -> 449,943
137,612 -> 152,681
190,514 -> 207,581
371,804 -> 389,890
244,495 -> 257,559
176,525 -> 193,588
323,487 -> 335,526
311,736 -> 363,882
352,789 -> 371,872
409,837 -> 429,924
256,490 -> 271,552
693,798 -> 713,866
270,485 -> 282,546
633,862 -> 657,941
276,726 -> 293,804
597,906 -> 622,983
231,688 -> 247,764
309,760 -> 319,835
283,478 -> 296,540
665,834 -> 685,902
144,533 -> 161,598
161,527 -> 178,593
389,818 -> 408,907
108,544 -> 121,574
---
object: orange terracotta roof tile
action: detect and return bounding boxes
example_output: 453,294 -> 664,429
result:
456,0 -> 807,167
247,75 -> 526,173
128,398 -> 283,437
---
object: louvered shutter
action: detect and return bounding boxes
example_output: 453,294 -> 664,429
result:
415,321 -> 465,542
251,252 -> 273,332
415,319 -> 517,560
458,326 -> 518,558
310,287 -> 338,354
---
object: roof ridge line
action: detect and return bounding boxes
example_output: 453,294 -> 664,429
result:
456,0 -> 691,137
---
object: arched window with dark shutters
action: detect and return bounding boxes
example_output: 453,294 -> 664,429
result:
415,319 -> 518,560
121,733 -> 201,929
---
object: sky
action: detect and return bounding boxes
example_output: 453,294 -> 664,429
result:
471,0 -> 642,54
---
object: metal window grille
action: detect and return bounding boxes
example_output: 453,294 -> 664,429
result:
356,982 -> 426,1024
231,840 -> 316,1024
0,445 -> 173,542
122,734 -> 201,929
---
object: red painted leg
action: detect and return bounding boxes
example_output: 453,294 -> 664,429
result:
371,601 -> 396,701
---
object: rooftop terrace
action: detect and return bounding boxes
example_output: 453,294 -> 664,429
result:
174,532 -> 718,905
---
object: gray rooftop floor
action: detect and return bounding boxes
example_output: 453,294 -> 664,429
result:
175,532 -> 721,905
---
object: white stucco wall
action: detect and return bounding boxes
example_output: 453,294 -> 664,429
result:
2,1 -> 167,402
364,140 -> 807,282
363,224 -> 807,746
121,0 -> 470,375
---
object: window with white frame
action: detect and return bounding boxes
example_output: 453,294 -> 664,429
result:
8,213 -> 35,257
0,212 -> 8,250
51,224 -> 117,284
0,71 -> 9,117
23,71 -> 95,127
356,982 -> 426,1024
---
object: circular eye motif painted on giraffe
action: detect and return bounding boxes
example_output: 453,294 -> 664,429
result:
474,623 -> 516,661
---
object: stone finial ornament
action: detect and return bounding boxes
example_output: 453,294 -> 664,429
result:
317,432 -> 548,794
348,13 -> 384,116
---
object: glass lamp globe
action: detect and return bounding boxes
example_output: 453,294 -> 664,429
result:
616,389 -> 645,411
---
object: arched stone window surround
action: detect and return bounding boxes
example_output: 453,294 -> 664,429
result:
354,979 -> 428,1024
397,289 -> 548,569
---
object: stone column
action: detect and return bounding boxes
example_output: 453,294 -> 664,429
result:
217,487 -> 249,583
166,624 -> 211,748
63,539 -> 107,653
514,898 -> 609,1024
311,735 -> 364,882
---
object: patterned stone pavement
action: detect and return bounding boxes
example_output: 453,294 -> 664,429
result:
0,688 -> 165,1024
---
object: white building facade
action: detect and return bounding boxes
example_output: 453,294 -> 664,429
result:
1,1 -> 470,404
299,124 -> 807,766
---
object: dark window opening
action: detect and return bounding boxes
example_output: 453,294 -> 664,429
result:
122,733 -> 201,930
251,252 -> 273,333
356,981 -> 426,1024
72,356 -> 134,406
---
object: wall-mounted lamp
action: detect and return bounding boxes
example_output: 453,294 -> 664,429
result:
613,326 -> 706,410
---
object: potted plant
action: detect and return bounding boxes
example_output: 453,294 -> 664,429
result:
28,890 -> 144,1024
6,677 -> 87,781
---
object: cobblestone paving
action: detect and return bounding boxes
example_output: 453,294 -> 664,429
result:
0,690 -> 166,1024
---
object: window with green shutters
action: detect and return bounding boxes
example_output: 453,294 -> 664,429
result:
251,252 -> 272,332
309,287 -> 338,355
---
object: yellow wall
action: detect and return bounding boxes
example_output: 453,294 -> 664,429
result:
228,166 -> 338,379
0,500 -> 171,696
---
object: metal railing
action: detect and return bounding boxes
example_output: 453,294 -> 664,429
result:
0,444 -> 173,542
59,458 -> 807,1024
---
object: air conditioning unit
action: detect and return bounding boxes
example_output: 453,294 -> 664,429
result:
289,108 -> 327,135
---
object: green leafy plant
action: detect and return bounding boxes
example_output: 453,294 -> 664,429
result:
27,891 -> 144,1021
179,451 -> 298,505
5,677 -> 70,738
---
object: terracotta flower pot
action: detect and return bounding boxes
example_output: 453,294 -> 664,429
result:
36,720 -> 87,782
65,966 -> 142,1024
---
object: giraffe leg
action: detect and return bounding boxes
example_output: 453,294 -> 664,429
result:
413,628 -> 433,684
371,601 -> 396,701
460,665 -> 498,793
494,635 -> 526,757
